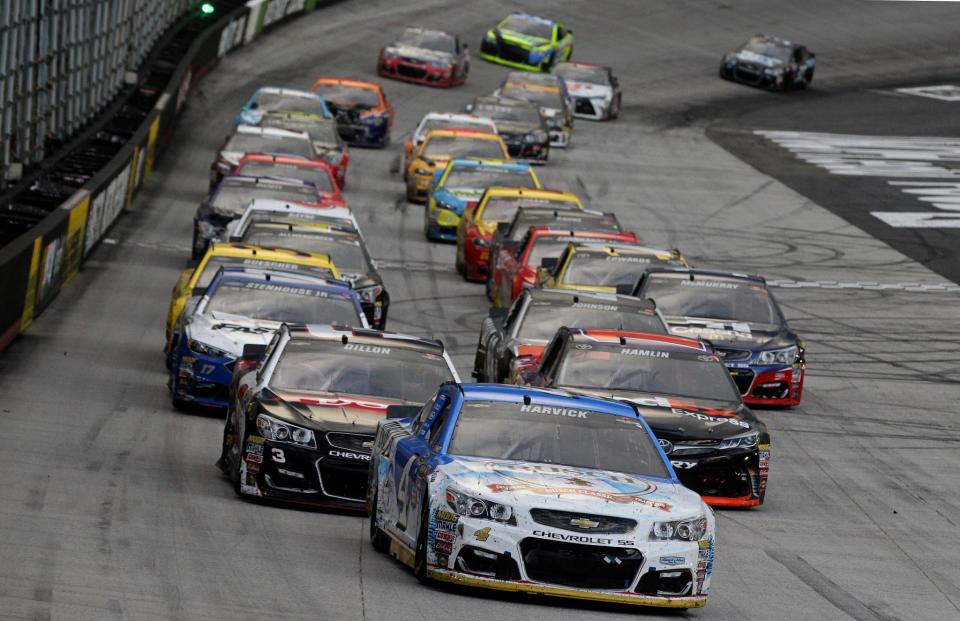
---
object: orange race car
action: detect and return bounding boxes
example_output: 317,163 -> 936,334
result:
310,77 -> 394,147
404,128 -> 509,202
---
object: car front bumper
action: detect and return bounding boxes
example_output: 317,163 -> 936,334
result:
379,58 -> 459,87
727,362 -> 804,407
422,511 -> 710,608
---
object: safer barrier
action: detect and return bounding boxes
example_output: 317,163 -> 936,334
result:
0,0 -> 341,352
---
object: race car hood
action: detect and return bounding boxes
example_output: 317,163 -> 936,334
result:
386,45 -> 454,65
561,388 -> 759,441
432,188 -> 473,214
565,81 -> 613,100
734,49 -> 784,68
262,389 -> 406,433
438,456 -> 701,518
665,317 -> 792,350
186,312 -> 279,357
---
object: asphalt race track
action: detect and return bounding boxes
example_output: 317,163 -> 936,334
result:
2,1 -> 960,619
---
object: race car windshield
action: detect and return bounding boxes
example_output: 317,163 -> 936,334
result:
195,258 -> 335,290
743,38 -> 791,62
210,183 -> 318,216
252,92 -> 326,116
445,167 -> 535,190
516,304 -> 665,342
422,136 -> 505,159
563,253 -> 673,288
501,86 -> 563,109
554,64 -> 609,86
224,133 -> 313,159
204,281 -> 361,325
482,198 -> 579,222
474,103 -> 541,125
502,15 -> 553,40
554,348 -> 741,402
397,29 -> 456,53
269,340 -> 454,402
448,401 -> 670,478
526,237 -> 613,266
242,228 -> 369,274
643,276 -> 781,325
235,162 -> 335,192
311,84 -> 380,109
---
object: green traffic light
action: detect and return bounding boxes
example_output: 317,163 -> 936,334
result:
200,2 -> 215,14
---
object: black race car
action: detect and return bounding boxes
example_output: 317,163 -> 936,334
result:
466,95 -> 550,162
523,327 -> 771,507
217,324 -> 460,510
720,34 -> 815,91
631,267 -> 806,407
472,287 -> 667,383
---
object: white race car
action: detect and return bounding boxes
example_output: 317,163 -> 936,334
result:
368,383 -> 715,609
553,61 -> 622,121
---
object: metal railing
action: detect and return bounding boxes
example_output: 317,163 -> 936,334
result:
0,0 -> 196,189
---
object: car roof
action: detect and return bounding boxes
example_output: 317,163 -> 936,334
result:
206,242 -> 335,266
503,80 -> 561,95
446,157 -> 529,172
311,77 -> 382,91
482,186 -> 579,202
423,128 -> 501,141
511,207 -> 617,227
565,328 -> 708,352
747,34 -> 793,48
237,154 -> 334,171
555,61 -> 605,70
401,26 -> 453,38
217,174 -> 317,190
567,243 -> 677,258
235,124 -> 309,139
644,266 -> 766,284
420,112 -> 494,125
457,384 -> 638,418
523,287 -> 656,310
288,324 -> 444,352
474,95 -> 534,109
253,87 -> 320,99
505,12 -> 556,27
213,269 -> 355,294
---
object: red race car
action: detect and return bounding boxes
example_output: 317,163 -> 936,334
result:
378,27 -> 469,87
489,226 -> 640,308
230,154 -> 346,207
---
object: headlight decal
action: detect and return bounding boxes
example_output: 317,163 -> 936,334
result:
446,488 -> 515,524
650,516 -> 707,541
256,414 -> 317,448
755,346 -> 798,365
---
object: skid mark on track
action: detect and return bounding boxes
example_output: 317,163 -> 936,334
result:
766,549 -> 900,621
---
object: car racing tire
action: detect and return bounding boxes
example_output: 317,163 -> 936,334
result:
455,253 -> 466,276
610,94 -> 622,120
413,497 -> 430,583
369,488 -> 390,553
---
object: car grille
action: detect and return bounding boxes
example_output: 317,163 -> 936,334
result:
496,37 -> 530,63
574,98 -> 596,116
520,539 -> 643,590
675,457 -> 753,498
716,347 -> 751,362
315,459 -> 368,502
734,63 -> 762,83
729,368 -> 755,394
529,509 -> 636,535
397,63 -> 427,79
326,432 -> 374,454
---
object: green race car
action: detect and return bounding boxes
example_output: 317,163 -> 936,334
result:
479,12 -> 573,72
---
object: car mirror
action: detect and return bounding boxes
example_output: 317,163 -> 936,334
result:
249,102 -> 259,110
496,222 -> 510,236
386,405 -> 420,420
540,257 -> 559,270
464,103 -> 475,113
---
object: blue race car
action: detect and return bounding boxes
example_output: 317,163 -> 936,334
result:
368,383 -> 716,609
631,267 -> 806,407
168,267 -> 366,410
234,86 -> 330,126
425,158 -> 541,241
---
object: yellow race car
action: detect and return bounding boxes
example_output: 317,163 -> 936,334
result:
405,128 -> 509,203
164,243 -> 340,352
456,187 -> 582,281
536,242 -> 687,293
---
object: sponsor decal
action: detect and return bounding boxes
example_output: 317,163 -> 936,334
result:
519,404 -> 590,418
533,530 -> 634,546
328,450 -> 371,461
435,540 -> 453,555
620,348 -> 670,358
569,517 -> 600,529
436,510 -> 459,523
246,452 -> 263,464
670,461 -> 697,470
605,255 -> 650,263
246,442 -> 264,455
696,536 -> 715,593
436,531 -> 456,543
243,282 -> 331,296
247,435 -> 265,444
572,303 -> 618,311
659,556 -> 685,566
678,280 -> 739,289
474,527 -> 491,542
343,343 -> 391,354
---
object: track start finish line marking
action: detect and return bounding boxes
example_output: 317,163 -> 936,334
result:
895,85 -> 960,102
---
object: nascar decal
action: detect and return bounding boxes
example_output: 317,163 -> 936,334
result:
429,508 -> 459,564
697,536 -> 715,594
483,462 -> 673,511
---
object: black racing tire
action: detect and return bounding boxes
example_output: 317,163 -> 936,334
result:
455,252 -> 466,276
804,68 -> 814,87
369,488 -> 390,553
413,498 -> 430,583
485,269 -> 495,301
610,94 -> 622,120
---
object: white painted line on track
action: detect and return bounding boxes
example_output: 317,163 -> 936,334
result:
768,279 -> 960,292
895,85 -> 960,101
